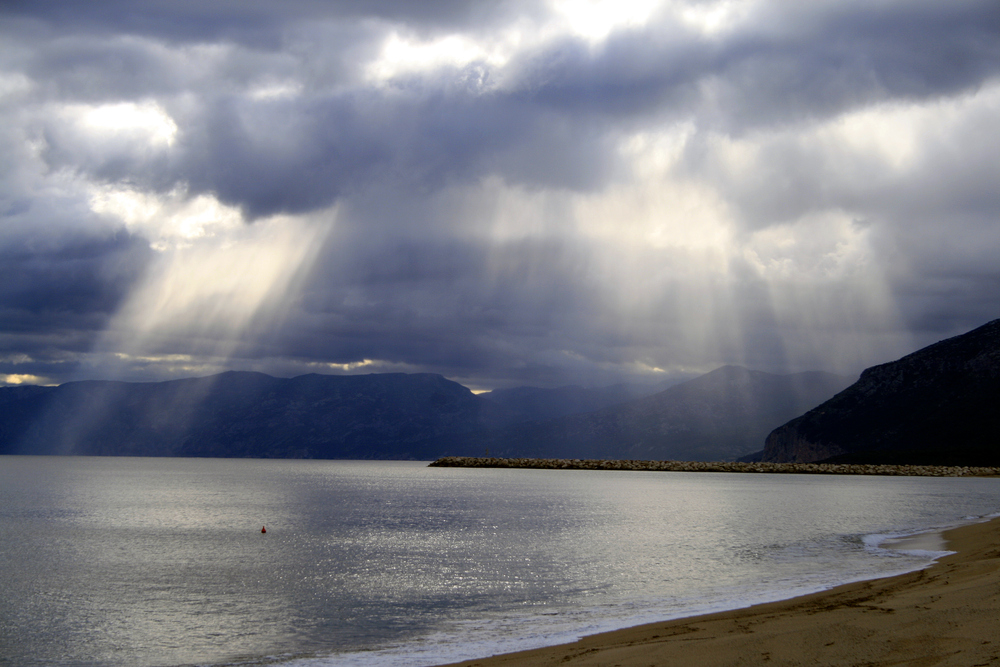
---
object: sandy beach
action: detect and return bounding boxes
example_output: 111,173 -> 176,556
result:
441,517 -> 1000,667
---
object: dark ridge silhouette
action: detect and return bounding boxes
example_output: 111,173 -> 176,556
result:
763,319 -> 1000,465
0,366 -> 849,461
0,372 -> 505,459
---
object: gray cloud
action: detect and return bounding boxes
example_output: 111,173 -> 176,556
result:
21,0 -> 1000,216
4,1 -> 531,47
2,0 -> 1000,388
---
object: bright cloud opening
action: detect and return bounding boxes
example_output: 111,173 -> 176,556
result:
75,101 -> 178,148
550,0 -> 662,42
0,374 -> 51,386
90,186 -> 243,251
744,211 -> 873,282
366,31 -> 507,83
675,0 -> 753,36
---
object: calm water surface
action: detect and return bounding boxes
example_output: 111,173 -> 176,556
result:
2,456 -> 999,667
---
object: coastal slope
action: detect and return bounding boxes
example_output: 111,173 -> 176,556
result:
763,318 -> 1000,464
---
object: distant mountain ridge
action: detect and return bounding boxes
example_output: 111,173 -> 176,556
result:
434,366 -> 853,461
479,382 -> 672,422
0,372 -> 498,459
763,319 -> 1000,465
0,366 -> 851,461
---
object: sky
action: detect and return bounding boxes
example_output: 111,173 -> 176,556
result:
1,0 -> 999,391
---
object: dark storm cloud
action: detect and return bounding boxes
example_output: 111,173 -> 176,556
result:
3,0 -> 1000,388
3,0 -> 529,46
0,229 -> 150,325
703,1 -> 1000,129
22,36 -> 186,101
21,0 -> 1000,221
180,88 -> 616,218
34,73 -> 618,219
512,1 -> 1000,130
0,226 -> 151,384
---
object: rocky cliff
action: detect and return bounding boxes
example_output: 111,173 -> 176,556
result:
763,319 -> 1000,464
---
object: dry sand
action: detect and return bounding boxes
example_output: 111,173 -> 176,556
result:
440,517 -> 1000,667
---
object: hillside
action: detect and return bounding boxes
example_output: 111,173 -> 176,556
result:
0,372 -> 505,459
479,382 -> 670,422
432,366 -> 853,461
763,319 -> 1000,464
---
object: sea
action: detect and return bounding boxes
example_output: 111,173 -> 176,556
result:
2,456 -> 999,667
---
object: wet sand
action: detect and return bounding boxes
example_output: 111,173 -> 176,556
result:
440,517 -> 1000,667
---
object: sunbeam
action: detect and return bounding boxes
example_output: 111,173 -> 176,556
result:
91,189 -> 336,380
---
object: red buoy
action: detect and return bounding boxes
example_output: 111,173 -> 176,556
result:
261,525 -> 266,534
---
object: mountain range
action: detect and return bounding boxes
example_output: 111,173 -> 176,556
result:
438,366 -> 852,461
0,366 -> 849,461
5,318 -> 996,465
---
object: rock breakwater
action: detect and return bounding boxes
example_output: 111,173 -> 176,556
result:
428,456 -> 1000,477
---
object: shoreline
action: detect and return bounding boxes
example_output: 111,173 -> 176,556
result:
437,516 -> 1000,667
429,456 -> 1000,477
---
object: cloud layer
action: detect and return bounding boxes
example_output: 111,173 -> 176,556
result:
2,0 -> 999,389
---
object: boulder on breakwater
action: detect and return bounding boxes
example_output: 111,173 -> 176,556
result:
428,456 -> 1000,477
